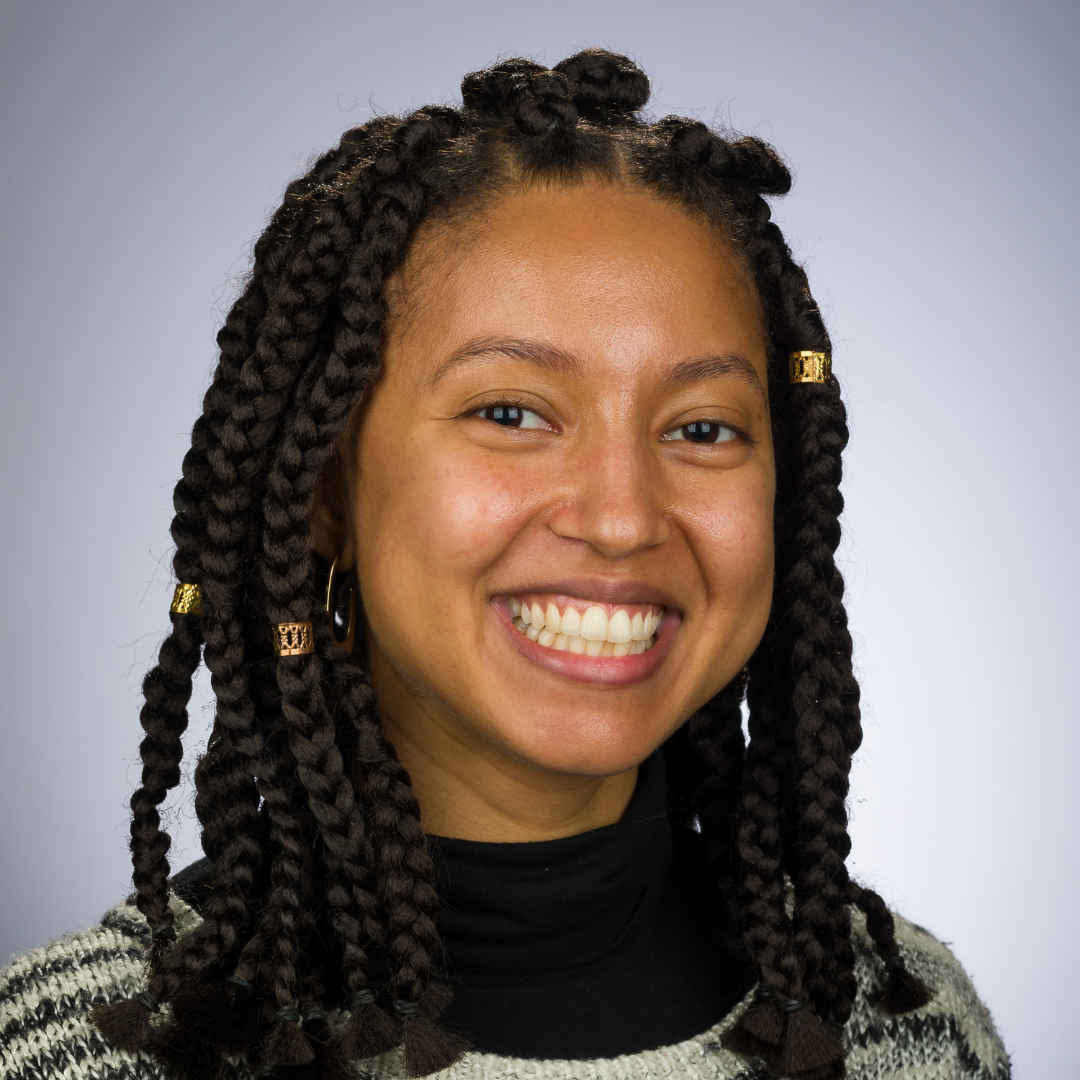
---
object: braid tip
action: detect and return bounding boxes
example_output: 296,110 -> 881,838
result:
721,996 -> 785,1052
334,997 -> 402,1060
721,999 -> 845,1080
400,1015 -> 470,1078
882,960 -> 935,1015
90,996 -> 156,1052
262,1017 -> 315,1067
770,1007 -> 845,1078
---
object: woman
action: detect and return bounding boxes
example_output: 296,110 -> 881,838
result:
0,50 -> 1009,1080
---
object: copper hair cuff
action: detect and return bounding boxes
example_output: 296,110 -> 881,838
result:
788,350 -> 831,384
170,583 -> 203,616
272,622 -> 314,656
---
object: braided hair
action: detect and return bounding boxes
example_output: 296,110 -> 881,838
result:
92,49 -> 932,1080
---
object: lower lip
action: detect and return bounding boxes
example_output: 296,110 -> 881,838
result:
493,599 -> 676,686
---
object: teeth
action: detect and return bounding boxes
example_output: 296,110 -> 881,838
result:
608,609 -> 632,643
580,606 -> 609,641
509,596 -> 663,657
560,606 -> 581,637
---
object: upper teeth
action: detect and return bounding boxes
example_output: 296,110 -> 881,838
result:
508,597 -> 661,657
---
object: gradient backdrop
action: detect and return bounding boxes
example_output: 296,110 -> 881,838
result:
1,2 -> 1076,1076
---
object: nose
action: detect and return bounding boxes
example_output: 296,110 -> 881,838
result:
547,424 -> 671,559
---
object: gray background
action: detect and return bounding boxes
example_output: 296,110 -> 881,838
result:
1,1 -> 1076,1076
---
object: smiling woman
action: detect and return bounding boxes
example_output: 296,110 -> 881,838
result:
0,50 -> 1009,1080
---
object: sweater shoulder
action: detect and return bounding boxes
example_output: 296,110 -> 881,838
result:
844,907 -> 1011,1080
0,895 -> 202,1080
0,891 -> 1010,1080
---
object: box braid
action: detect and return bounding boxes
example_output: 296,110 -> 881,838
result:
95,48 -> 931,1080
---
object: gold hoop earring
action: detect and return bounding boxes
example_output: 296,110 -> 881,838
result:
325,556 -> 356,654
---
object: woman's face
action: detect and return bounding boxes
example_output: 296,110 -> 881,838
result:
316,182 -> 774,795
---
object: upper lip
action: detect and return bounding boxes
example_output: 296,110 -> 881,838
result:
492,575 -> 682,612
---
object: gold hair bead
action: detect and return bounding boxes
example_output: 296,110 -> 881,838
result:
788,350 -> 832,384
272,622 -> 314,657
170,583 -> 203,616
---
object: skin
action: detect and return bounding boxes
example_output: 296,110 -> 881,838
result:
311,181 -> 775,842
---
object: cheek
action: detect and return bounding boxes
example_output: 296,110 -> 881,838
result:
355,428 -> 534,609
684,473 -> 775,628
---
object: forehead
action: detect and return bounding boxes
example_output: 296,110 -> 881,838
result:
385,181 -> 766,383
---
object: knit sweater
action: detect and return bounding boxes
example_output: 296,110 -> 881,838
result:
1,887 -> 1009,1080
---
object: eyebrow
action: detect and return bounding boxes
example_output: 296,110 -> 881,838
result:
429,336 -> 766,404
661,353 -> 767,404
429,337 -> 581,389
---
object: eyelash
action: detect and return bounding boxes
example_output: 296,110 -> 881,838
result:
469,401 -> 550,429
661,420 -> 744,445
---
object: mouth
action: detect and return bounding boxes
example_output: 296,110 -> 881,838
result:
508,594 -> 663,656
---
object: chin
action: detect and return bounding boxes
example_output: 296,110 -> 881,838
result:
489,707 -> 669,779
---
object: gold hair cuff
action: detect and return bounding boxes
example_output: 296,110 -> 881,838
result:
789,351 -> 832,384
170,583 -> 203,616
273,622 -> 314,656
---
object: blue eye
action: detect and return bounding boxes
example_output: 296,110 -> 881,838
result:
477,404 -> 546,429
665,421 -> 736,444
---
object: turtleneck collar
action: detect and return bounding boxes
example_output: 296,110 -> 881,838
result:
429,751 -> 752,1059
430,751 -> 671,983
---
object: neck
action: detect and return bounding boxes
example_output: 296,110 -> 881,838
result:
370,672 -> 637,843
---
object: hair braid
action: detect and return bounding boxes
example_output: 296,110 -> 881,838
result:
683,677 -> 747,890
127,599 -> 203,936
781,382 -> 860,1026
249,734 -> 320,1066
729,648 -> 799,994
844,880 -> 934,1014
121,382 -> 237,950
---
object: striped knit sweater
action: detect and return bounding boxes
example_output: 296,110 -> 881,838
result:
0,890 -> 1009,1080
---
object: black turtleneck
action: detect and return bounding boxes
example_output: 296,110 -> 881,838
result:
429,751 -> 753,1059
170,752 -> 753,1062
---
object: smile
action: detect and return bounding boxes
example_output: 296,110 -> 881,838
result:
509,595 -> 662,657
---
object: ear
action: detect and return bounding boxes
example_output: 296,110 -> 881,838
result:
310,450 -> 356,570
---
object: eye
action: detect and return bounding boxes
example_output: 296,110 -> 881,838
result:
663,420 -> 737,444
474,403 -> 549,429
